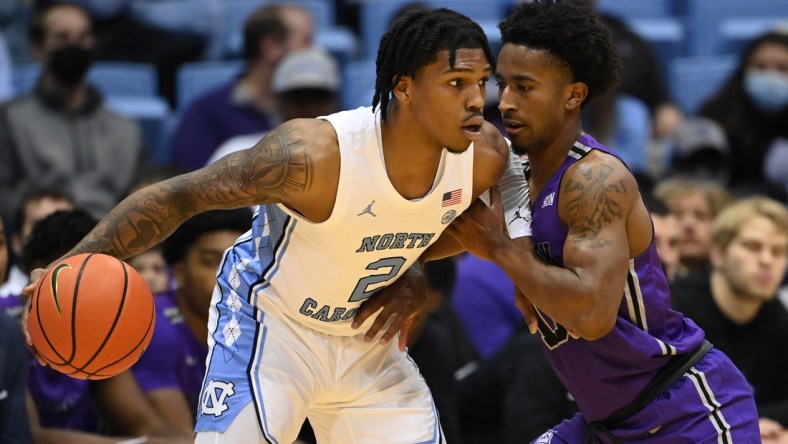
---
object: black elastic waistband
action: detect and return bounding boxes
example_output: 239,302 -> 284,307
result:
587,339 -> 713,442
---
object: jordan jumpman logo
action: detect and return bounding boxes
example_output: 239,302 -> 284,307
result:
358,200 -> 377,217
509,206 -> 529,225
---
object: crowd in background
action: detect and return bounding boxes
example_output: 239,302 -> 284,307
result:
0,0 -> 787,443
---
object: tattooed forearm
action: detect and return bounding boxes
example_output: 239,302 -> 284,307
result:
68,181 -> 194,260
564,160 -> 627,249
62,122 -> 317,264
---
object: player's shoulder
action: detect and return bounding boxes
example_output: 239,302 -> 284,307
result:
268,118 -> 339,158
561,149 -> 639,198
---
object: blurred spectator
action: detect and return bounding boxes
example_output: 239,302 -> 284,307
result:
0,2 -> 146,220
169,5 -> 288,171
127,246 -> 169,295
456,327 -> 577,444
0,309 -> 32,444
672,197 -> 788,442
132,209 -> 251,433
451,253 -> 523,360
581,91 -> 652,174
206,47 -> 341,165
0,187 -> 74,304
699,30 -> 788,199
407,258 -> 466,444
654,177 -> 730,278
66,0 -> 221,105
670,118 -> 730,184
278,3 -> 315,50
645,193 -> 681,283
568,0 -> 684,140
21,208 -> 189,443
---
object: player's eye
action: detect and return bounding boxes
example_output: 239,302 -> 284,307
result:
448,79 -> 462,87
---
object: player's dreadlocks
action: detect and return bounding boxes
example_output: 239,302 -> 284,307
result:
373,8 -> 495,121
499,0 -> 620,107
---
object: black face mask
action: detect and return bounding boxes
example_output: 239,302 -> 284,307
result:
46,45 -> 93,86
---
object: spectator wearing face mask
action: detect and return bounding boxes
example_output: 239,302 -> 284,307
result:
698,30 -> 788,200
0,2 -> 147,220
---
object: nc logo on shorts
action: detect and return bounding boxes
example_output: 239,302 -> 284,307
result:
535,429 -> 555,443
201,380 -> 235,417
441,210 -> 457,225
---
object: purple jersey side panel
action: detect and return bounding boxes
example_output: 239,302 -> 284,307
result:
529,134 -> 705,421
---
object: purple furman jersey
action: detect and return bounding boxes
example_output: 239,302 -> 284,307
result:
132,291 -> 208,415
529,134 -> 705,420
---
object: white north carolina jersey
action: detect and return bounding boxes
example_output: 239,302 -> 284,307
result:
228,106 -> 475,336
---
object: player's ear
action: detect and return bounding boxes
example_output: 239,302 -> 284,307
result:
565,82 -> 588,111
391,75 -> 413,104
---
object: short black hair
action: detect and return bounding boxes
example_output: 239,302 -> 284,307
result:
22,208 -> 97,272
162,209 -> 252,266
499,0 -> 620,106
373,7 -> 495,121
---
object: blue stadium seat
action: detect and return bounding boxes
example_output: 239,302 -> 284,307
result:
359,0 -> 506,60
12,62 -> 159,97
596,0 -> 673,18
719,18 -> 787,56
342,58 -> 376,111
686,0 -> 788,55
105,96 -> 175,165
626,18 -> 687,67
668,54 -> 737,115
176,60 -> 245,111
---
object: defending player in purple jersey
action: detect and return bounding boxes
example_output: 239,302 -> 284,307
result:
448,2 -> 760,442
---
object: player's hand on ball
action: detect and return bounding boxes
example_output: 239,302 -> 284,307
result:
21,267 -> 48,365
352,264 -> 426,352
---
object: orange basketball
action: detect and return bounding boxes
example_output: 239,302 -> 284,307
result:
28,253 -> 156,380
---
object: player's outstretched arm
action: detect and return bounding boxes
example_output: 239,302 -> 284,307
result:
62,119 -> 318,263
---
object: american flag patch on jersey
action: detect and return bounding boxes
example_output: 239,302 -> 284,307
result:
442,189 -> 462,207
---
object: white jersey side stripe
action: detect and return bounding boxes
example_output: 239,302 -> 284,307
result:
686,367 -> 732,444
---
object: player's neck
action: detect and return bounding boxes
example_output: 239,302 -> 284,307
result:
380,106 -> 445,199
528,123 -> 583,191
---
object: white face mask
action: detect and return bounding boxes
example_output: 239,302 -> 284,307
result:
744,69 -> 788,113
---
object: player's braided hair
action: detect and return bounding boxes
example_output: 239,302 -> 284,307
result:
499,0 -> 620,107
373,8 -> 495,121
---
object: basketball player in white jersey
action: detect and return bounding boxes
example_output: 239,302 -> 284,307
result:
24,8 -> 531,443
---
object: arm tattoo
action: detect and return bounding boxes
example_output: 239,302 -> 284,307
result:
564,160 -> 627,249
67,124 -> 315,261
223,125 -> 312,204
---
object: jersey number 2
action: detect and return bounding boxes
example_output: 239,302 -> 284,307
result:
348,257 -> 406,302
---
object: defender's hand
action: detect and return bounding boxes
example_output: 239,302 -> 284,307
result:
446,186 -> 509,262
352,265 -> 426,352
